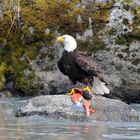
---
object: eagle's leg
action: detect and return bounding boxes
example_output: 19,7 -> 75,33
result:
68,80 -> 76,96
68,88 -> 75,96
83,78 -> 93,92
83,86 -> 93,92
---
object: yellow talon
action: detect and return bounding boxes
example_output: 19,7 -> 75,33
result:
83,86 -> 93,92
67,88 -> 75,96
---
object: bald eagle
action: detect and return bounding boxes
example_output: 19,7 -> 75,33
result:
56,35 -> 110,95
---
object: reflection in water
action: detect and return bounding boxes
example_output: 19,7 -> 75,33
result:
0,98 -> 139,140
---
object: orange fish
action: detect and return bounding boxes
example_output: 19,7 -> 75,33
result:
70,88 -> 95,116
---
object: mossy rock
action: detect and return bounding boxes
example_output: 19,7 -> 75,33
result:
78,36 -> 106,54
15,72 -> 44,96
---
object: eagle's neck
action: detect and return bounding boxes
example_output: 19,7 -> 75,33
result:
64,42 -> 77,52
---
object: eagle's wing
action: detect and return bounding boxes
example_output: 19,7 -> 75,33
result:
75,51 -> 100,76
57,59 -> 67,75
75,51 -> 110,94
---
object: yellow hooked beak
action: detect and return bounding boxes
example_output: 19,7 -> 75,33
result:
56,36 -> 64,43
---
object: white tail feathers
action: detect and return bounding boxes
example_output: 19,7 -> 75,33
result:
92,76 -> 110,95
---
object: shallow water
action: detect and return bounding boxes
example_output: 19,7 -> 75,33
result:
0,98 -> 140,140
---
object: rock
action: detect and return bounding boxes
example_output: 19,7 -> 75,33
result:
15,95 -> 138,122
106,0 -> 134,42
34,70 -> 84,95
0,91 -> 12,98
35,70 -> 71,94
95,42 -> 140,103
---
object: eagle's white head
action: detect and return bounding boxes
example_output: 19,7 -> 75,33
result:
56,35 -> 77,52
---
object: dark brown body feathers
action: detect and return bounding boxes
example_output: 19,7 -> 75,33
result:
57,50 -> 103,86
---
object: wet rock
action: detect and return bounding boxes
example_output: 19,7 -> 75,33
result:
15,95 -> 138,122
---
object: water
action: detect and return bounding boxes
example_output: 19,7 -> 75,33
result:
0,98 -> 140,140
